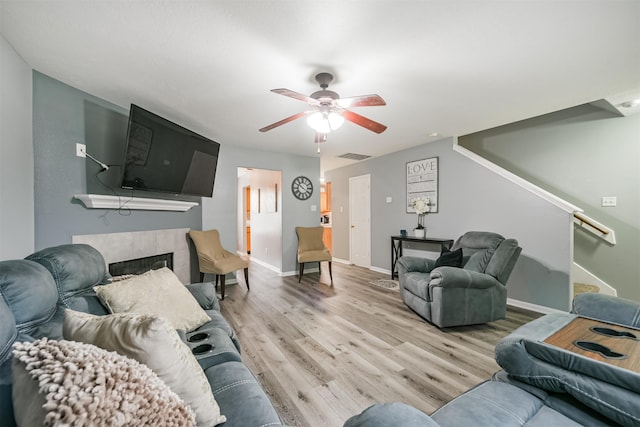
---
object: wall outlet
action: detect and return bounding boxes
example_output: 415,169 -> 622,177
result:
311,205 -> 317,212
601,196 -> 617,207
76,143 -> 86,158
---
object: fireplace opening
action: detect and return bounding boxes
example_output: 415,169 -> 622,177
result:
109,253 -> 174,277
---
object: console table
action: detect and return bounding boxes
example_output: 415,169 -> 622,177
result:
390,235 -> 454,279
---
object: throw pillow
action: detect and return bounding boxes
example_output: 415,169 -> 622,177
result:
12,338 -> 196,426
93,267 -> 211,332
434,248 -> 463,268
63,309 -> 226,426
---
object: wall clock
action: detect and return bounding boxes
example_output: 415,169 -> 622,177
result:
291,176 -> 313,200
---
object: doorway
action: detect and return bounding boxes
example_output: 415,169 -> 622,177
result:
236,167 -> 283,270
349,174 -> 371,267
243,186 -> 251,254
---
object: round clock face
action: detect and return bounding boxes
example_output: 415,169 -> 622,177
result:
291,176 -> 313,200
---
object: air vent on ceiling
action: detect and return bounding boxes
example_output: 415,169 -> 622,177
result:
338,153 -> 372,161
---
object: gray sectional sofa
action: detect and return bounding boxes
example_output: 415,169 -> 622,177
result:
0,244 -> 283,426
345,292 -> 640,426
4,243 -> 639,426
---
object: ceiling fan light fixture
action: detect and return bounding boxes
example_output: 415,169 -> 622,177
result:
261,72 -> 386,135
307,111 -> 344,133
328,112 -> 344,130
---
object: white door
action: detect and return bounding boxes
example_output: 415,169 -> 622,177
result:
349,174 -> 371,267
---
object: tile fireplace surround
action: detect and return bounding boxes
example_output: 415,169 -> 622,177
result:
72,228 -> 197,284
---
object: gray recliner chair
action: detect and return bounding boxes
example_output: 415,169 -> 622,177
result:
397,231 -> 521,328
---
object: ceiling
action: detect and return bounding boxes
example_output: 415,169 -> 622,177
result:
1,1 -> 639,173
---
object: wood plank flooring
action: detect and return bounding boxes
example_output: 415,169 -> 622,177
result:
219,261 -> 541,426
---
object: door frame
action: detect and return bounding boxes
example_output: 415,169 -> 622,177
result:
349,174 -> 371,267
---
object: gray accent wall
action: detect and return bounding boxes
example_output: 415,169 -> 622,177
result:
326,137 -> 574,311
31,71 -> 322,274
460,105 -> 640,301
0,35 -> 34,259
32,72 -> 202,249
3,65 -> 322,276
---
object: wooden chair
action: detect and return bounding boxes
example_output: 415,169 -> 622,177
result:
295,226 -> 332,283
188,229 -> 249,300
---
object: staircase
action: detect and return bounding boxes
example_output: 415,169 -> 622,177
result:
453,142 -> 618,306
572,262 -> 617,298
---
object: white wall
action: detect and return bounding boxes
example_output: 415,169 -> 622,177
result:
249,169 -> 282,270
202,144 -> 320,274
0,35 -> 34,259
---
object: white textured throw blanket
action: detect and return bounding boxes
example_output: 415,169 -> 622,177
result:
12,338 -> 196,426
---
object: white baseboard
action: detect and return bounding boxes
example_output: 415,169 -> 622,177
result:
249,257 -> 282,274
507,298 -> 566,315
280,267 -> 321,277
370,266 -> 391,276
327,258 -> 392,276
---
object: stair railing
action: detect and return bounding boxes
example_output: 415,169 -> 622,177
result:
573,212 -> 616,245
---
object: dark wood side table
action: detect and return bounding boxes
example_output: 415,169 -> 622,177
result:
390,235 -> 454,279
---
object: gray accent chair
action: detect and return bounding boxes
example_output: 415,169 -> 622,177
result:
397,231 -> 521,328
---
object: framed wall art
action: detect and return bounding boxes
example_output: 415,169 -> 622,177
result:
406,157 -> 438,213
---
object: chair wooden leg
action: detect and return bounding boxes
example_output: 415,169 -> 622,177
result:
214,274 -> 219,290
219,274 -> 226,300
318,262 -> 322,273
298,263 -> 304,283
200,272 -> 205,283
328,261 -> 333,283
243,267 -> 250,291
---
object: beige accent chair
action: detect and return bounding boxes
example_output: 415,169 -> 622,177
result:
295,226 -> 332,283
188,229 -> 249,300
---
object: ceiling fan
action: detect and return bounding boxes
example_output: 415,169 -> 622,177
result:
259,72 -> 387,135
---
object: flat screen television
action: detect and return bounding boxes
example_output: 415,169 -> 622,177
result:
120,104 -> 220,197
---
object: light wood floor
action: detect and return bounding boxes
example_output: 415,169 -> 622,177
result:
219,261 -> 541,426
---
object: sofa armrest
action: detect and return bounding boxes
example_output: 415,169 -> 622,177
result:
397,256 -> 436,274
185,282 -> 220,311
343,402 -> 440,427
429,267 -> 501,289
495,312 -> 640,426
572,293 -> 640,328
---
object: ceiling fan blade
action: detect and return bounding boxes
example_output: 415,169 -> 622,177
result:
271,88 -> 319,105
336,94 -> 386,108
342,110 -> 387,134
259,111 -> 312,132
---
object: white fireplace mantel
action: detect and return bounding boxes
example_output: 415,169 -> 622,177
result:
74,194 -> 198,212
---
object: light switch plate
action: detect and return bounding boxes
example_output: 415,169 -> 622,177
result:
601,196 -> 617,207
386,197 -> 393,203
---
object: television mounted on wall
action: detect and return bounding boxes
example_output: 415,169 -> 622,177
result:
120,104 -> 220,198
